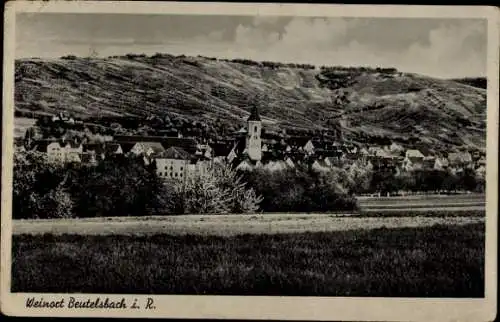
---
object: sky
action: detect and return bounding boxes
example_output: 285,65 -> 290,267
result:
16,13 -> 487,79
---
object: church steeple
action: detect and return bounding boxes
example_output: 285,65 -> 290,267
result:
246,103 -> 262,161
248,104 -> 261,122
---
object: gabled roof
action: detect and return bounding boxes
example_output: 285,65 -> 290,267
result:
448,152 -> 473,163
113,135 -> 198,154
120,142 -> 136,154
161,137 -> 199,154
286,137 -> 312,148
210,142 -> 236,157
156,146 -> 192,160
312,159 -> 330,169
104,143 -> 122,154
406,149 -> 425,159
373,149 -> 393,158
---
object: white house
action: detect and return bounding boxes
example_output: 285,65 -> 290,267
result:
65,142 -> 83,163
45,140 -> 82,163
405,149 -> 425,161
46,141 -> 65,163
236,159 -> 254,172
155,147 -> 191,181
403,149 -> 425,171
433,157 -> 449,171
448,152 -> 473,169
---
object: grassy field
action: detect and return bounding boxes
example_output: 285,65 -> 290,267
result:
11,222 -> 484,297
357,193 -> 485,212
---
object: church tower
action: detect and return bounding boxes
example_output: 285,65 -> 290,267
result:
246,104 -> 262,161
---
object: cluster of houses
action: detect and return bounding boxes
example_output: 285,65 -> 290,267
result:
15,105 -> 487,182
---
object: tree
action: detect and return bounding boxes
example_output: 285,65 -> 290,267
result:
347,161 -> 373,194
173,163 -> 263,215
13,151 -> 72,219
38,185 -> 74,219
69,157 -> 165,217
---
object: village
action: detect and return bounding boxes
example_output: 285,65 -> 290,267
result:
14,105 -> 486,189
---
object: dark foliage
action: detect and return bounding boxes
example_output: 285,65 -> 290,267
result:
451,77 -> 487,89
241,168 -> 358,213
366,168 -> 484,195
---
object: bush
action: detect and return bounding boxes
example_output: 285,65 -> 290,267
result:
12,151 -> 70,219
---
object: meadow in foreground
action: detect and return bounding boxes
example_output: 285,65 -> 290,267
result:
11,223 -> 484,297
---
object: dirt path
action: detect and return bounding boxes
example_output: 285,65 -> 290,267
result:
12,214 -> 484,237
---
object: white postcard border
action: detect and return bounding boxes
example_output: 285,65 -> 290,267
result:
2,2 -> 498,321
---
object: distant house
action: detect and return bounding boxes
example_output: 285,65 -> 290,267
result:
104,143 -> 123,156
423,156 -> 436,169
113,135 -> 198,155
287,137 -> 315,155
187,156 -> 212,178
311,159 -> 331,172
154,146 -> 192,180
210,142 -> 238,164
284,156 -> 295,169
433,157 -> 449,171
81,152 -> 98,165
65,141 -> 83,163
196,144 -> 213,159
405,149 -> 425,163
368,146 -> 383,156
235,159 -> 254,172
36,139 -> 82,163
325,156 -> 342,168
83,143 -> 106,162
402,149 -> 425,171
448,152 -> 473,168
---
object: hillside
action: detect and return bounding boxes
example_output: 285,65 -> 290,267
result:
449,77 -> 487,89
14,54 -> 487,152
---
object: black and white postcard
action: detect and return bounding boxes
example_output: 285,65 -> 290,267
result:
1,2 -> 498,321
